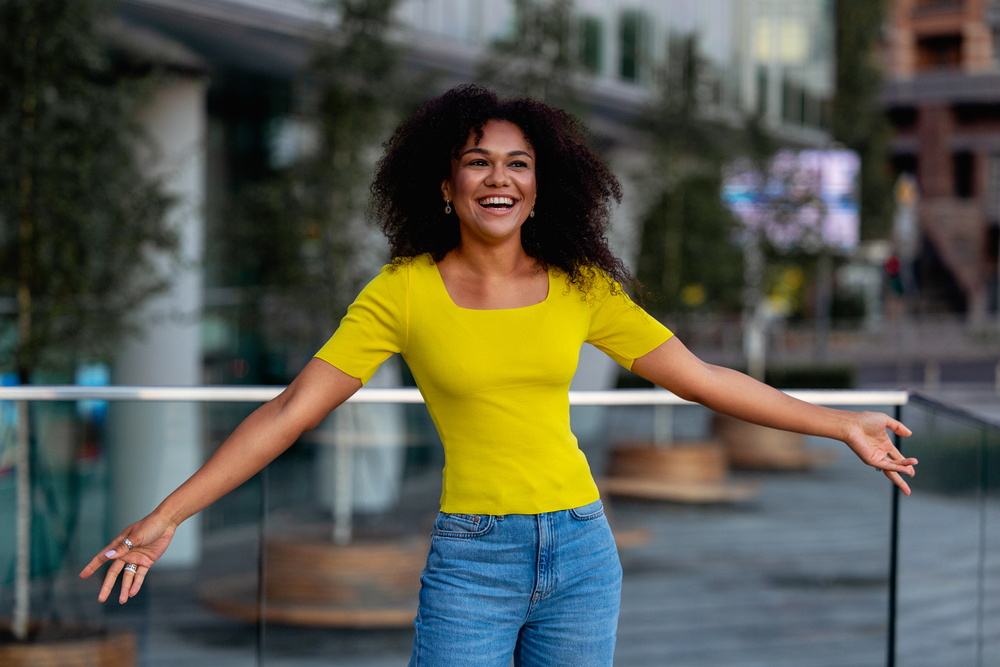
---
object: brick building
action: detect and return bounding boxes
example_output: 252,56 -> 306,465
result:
884,0 -> 1000,320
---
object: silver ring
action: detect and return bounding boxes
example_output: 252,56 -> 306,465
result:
124,563 -> 138,573
123,538 -> 134,550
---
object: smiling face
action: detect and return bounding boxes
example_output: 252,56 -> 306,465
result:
441,120 -> 537,248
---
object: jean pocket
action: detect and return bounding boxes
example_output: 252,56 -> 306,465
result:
569,499 -> 605,521
432,512 -> 495,539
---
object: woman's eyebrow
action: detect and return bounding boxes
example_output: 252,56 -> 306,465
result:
460,147 -> 533,159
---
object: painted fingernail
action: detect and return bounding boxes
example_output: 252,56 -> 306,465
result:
105,550 -> 116,558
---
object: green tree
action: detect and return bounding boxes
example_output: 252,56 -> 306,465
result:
0,0 -> 174,640
833,0 -> 894,240
635,35 -> 746,315
0,1 -> 174,379
214,0 -> 420,357
476,0 -> 586,115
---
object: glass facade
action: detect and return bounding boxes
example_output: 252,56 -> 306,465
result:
396,0 -> 836,136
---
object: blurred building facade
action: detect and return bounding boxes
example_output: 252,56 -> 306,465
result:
400,0 -> 834,141
884,0 -> 1000,320
86,0 -> 845,547
116,0 -> 839,386
96,0 -> 840,559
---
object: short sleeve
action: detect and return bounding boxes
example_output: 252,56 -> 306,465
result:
314,263 -> 408,384
586,280 -> 673,370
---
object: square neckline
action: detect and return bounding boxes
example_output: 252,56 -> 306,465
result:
429,259 -> 553,312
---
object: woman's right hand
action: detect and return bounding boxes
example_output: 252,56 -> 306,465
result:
79,513 -> 177,604
76,359 -> 361,605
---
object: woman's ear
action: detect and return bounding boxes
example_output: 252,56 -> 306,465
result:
441,179 -> 452,202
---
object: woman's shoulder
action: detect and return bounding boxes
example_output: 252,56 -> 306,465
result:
381,253 -> 434,276
553,264 -> 629,306
359,253 -> 435,301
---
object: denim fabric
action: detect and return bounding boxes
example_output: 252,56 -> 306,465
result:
408,499 -> 622,667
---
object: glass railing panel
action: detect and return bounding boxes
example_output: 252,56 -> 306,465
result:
0,398 -> 264,667
257,399 -> 441,665
3,390 -> 929,667
895,399 -> 996,667
248,398 -> 901,665
597,402 -> 895,667
982,424 -> 1000,667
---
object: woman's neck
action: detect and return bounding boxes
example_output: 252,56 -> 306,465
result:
436,236 -> 548,310
447,234 -> 535,279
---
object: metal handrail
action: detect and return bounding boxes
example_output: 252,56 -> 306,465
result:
906,390 -> 1000,429
0,385 -> 910,406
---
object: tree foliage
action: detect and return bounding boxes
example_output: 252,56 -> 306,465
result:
0,0 -> 174,380
475,0 -> 586,116
214,0 -> 420,349
832,0 -> 893,240
635,36 -> 747,315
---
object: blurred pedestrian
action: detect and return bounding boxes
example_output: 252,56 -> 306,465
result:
81,85 -> 916,667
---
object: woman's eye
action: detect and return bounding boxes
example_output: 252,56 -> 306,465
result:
509,161 -> 528,168
468,159 -> 488,166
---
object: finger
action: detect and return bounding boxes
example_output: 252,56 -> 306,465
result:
887,418 -> 912,438
883,445 -> 918,468
98,559 -> 126,603
884,469 -> 911,496
119,564 -> 137,604
129,566 -> 149,598
875,459 -> 916,476
880,449 -> 918,473
79,540 -> 126,579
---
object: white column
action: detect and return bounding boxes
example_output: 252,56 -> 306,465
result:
108,76 -> 207,567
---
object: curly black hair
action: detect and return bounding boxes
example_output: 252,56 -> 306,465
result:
369,84 -> 635,294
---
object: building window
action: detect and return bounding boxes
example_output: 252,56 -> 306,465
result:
914,0 -> 965,9
887,107 -> 918,130
987,155 -> 1000,223
782,77 -> 804,125
756,65 -> 768,117
579,16 -> 603,74
892,153 -> 919,181
916,34 -> 963,70
803,91 -> 822,128
954,151 -> 975,198
619,10 -> 649,82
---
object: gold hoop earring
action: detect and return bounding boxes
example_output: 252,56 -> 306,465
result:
444,201 -> 452,214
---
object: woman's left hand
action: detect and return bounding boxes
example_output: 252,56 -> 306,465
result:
842,411 -> 917,495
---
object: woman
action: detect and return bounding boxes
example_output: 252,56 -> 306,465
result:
81,85 -> 916,666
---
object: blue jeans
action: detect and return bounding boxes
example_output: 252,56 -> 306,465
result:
408,499 -> 622,667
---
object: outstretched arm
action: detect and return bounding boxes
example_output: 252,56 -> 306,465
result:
79,358 -> 362,602
631,337 -> 917,494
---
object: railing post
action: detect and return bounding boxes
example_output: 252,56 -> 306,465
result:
887,404 -> 901,667
976,425 -> 987,667
256,465 -> 268,667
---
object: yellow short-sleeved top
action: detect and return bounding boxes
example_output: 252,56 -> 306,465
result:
315,253 -> 672,515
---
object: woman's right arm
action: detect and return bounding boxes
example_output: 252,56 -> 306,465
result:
79,358 -> 362,603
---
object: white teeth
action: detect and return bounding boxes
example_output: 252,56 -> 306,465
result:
479,196 -> 515,206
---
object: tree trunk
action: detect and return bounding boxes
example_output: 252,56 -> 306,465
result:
13,3 -> 38,641
12,400 -> 30,641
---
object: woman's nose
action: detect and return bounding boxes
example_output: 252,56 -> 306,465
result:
484,164 -> 510,186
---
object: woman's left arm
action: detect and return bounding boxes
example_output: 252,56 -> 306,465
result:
631,337 -> 918,495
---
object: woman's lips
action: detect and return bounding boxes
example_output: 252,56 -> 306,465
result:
476,195 -> 517,213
